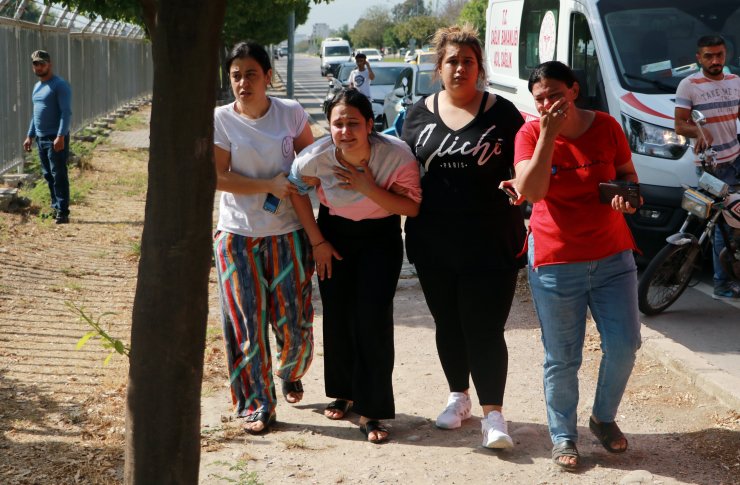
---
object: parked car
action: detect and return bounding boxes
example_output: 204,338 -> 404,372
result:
403,49 -> 416,63
279,46 -> 288,57
354,48 -> 383,62
382,63 -> 441,130
409,50 -> 436,65
322,61 -> 357,113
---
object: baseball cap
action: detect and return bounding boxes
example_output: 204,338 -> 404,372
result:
31,50 -> 51,63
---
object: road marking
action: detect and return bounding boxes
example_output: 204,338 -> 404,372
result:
276,68 -> 324,104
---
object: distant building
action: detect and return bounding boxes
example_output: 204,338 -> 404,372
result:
312,23 -> 331,41
308,23 -> 331,55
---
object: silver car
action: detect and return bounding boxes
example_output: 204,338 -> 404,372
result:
323,62 -> 408,130
354,48 -> 383,62
382,63 -> 441,130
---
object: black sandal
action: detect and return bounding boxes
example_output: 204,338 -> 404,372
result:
281,379 -> 304,403
243,410 -> 276,435
359,420 -> 389,444
589,416 -> 628,453
552,440 -> 579,470
324,399 -> 353,420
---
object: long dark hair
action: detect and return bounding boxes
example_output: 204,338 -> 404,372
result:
225,41 -> 271,74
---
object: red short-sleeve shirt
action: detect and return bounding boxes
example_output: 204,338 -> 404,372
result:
514,112 -> 638,267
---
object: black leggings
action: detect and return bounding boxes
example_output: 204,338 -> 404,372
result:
317,205 -> 402,420
415,263 -> 518,406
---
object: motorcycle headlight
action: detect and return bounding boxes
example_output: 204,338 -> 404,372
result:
681,188 -> 713,219
621,114 -> 689,160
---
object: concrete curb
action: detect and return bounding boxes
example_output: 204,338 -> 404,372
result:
641,324 -> 740,410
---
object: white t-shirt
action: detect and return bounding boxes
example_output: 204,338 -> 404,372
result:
349,68 -> 372,98
213,97 -> 308,237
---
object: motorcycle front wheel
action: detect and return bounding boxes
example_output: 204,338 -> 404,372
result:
638,243 -> 701,315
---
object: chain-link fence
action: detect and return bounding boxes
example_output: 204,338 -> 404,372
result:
0,8 -> 152,175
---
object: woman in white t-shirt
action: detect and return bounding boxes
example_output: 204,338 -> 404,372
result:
213,41 -> 315,435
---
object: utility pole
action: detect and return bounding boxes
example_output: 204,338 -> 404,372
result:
287,10 -> 295,99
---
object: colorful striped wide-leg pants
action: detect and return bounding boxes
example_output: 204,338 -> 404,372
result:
214,229 -> 315,417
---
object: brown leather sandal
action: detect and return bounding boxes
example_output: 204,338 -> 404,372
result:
552,439 -> 579,470
589,416 -> 628,453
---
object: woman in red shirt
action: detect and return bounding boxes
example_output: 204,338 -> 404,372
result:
513,61 -> 641,470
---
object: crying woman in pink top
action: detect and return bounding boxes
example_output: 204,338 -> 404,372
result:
289,88 -> 420,444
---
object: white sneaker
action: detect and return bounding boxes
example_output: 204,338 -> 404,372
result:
435,392 -> 472,429
481,410 -> 513,448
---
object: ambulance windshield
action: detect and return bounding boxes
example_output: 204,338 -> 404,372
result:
600,0 -> 740,94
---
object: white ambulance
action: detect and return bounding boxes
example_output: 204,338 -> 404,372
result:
484,0 -> 740,260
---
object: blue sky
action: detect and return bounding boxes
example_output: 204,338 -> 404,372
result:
296,0 -> 405,35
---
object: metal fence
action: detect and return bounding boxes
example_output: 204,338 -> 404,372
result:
0,16 -> 153,175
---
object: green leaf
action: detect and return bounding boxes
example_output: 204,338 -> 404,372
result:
114,340 -> 125,355
76,331 -> 98,350
103,352 -> 114,366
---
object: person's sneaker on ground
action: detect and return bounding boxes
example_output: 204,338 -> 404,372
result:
55,213 -> 70,224
435,392 -> 472,429
481,410 -> 513,449
713,281 -> 740,300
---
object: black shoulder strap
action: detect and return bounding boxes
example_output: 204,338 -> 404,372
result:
476,91 -> 490,117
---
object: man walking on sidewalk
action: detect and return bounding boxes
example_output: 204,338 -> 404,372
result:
23,50 -> 73,224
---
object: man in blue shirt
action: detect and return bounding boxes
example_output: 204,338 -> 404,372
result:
23,50 -> 73,224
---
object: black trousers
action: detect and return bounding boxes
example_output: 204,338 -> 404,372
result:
317,205 -> 402,420
414,263 -> 518,406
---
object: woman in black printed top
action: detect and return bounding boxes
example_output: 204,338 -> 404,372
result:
401,24 -> 526,449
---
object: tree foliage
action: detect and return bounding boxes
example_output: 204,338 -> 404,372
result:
331,23 -> 350,40
349,6 -> 392,49
458,0 -> 487,40
53,0 -> 326,46
439,0 -> 467,24
391,0 -> 429,23
222,0 -> 310,47
392,15 -> 444,48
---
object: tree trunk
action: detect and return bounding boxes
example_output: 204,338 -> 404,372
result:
125,1 -> 226,483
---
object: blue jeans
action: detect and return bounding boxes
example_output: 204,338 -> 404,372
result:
527,235 -> 641,445
36,134 -> 70,216
709,157 -> 740,287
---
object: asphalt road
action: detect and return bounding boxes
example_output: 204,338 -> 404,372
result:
274,53 -> 740,407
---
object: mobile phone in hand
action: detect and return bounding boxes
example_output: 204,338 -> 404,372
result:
500,185 -> 518,203
263,193 -> 282,213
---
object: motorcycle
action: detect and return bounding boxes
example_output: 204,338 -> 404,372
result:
637,110 -> 740,315
381,95 -> 412,137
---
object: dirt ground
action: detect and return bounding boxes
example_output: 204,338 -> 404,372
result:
0,106 -> 739,485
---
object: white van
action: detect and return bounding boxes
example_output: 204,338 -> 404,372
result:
320,37 -> 352,77
484,0 -> 740,260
